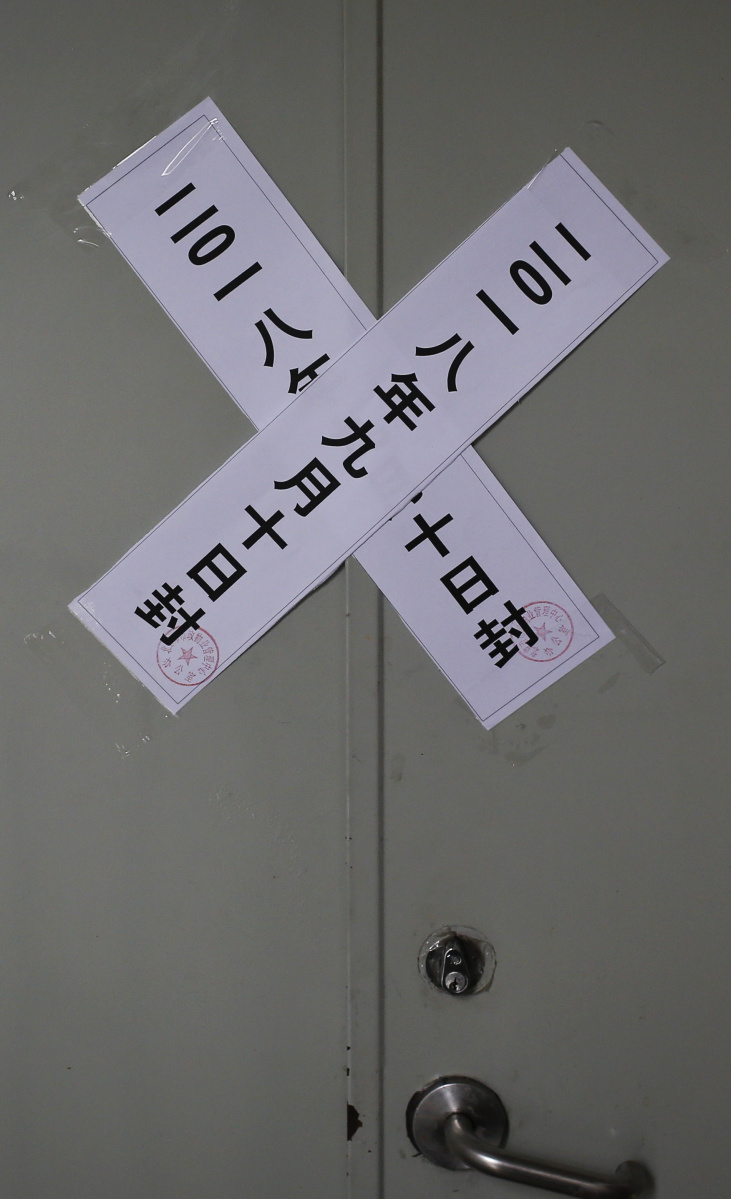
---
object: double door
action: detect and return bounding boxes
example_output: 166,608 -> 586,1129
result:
1,2 -> 729,1197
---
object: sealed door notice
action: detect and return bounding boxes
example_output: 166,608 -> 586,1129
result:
72,103 -> 666,718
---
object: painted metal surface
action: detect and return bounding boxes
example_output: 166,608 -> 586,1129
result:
376,4 -> 731,1198
0,2 -> 352,1195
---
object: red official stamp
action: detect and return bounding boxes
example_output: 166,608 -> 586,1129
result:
520,601 -> 574,662
157,627 -> 220,686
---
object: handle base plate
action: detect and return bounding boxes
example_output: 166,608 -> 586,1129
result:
406,1076 -> 509,1170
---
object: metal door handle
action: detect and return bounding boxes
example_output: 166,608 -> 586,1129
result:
444,1111 -> 648,1198
406,1077 -> 651,1199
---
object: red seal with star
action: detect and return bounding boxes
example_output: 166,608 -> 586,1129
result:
519,601 -> 574,662
157,627 -> 220,686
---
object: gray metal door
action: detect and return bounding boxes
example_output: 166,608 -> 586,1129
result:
2,3 -> 730,1199
1,2 -> 358,1195
351,4 -> 731,1199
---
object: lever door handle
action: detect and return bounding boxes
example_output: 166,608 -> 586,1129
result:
406,1077 -> 651,1199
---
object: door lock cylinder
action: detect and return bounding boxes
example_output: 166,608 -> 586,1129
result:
423,931 -> 490,996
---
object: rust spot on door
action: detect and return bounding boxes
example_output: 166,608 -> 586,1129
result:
347,1103 -> 363,1140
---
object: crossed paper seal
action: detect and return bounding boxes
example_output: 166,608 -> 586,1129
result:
71,101 -> 667,727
